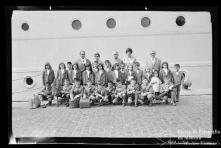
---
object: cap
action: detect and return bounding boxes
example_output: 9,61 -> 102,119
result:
113,51 -> 119,55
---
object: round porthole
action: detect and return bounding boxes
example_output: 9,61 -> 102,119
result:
21,22 -> 29,31
106,18 -> 116,29
176,16 -> 185,26
24,75 -> 36,88
71,19 -> 82,30
141,17 -> 151,27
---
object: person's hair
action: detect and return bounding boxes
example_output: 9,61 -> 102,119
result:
161,61 -> 169,69
80,50 -> 85,55
85,63 -> 92,71
74,78 -> 81,83
153,70 -> 159,76
98,63 -> 104,70
114,63 -> 120,69
58,62 -> 66,70
143,77 -> 148,81
67,62 -> 72,65
126,48 -> 133,54
72,63 -> 79,70
174,64 -> 180,68
135,62 -> 140,67
44,62 -> 52,70
104,60 -> 112,67
116,79 -> 122,83
94,53 -> 100,57
127,64 -> 134,70
130,78 -> 136,82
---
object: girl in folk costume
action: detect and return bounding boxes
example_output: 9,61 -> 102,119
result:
56,62 -> 68,87
82,64 -> 95,85
95,63 -> 108,87
72,63 -> 82,85
42,62 -> 55,87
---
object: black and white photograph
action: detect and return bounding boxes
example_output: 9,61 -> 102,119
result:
7,5 -> 219,145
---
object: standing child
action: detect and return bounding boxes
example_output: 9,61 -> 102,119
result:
113,79 -> 126,106
69,78 -> 84,108
57,62 -> 68,87
172,64 -> 184,102
60,79 -> 72,107
83,80 -> 96,105
148,70 -> 162,98
112,63 -> 123,84
67,62 -> 73,84
143,67 -> 153,83
95,63 -> 108,86
120,63 -> 127,85
42,62 -> 55,87
134,62 -> 144,87
126,64 -> 137,83
127,78 -> 140,107
38,82 -> 53,108
104,60 -> 115,83
82,64 -> 95,85
72,63 -> 82,84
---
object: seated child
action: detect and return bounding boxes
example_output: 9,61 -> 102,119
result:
148,70 -> 162,97
160,78 -> 176,106
70,78 -> 83,102
60,79 -> 72,107
94,84 -> 107,106
113,79 -> 126,106
140,78 -> 154,106
83,80 -> 96,105
38,82 -> 53,108
104,81 -> 116,105
172,64 -> 184,102
126,78 -> 140,107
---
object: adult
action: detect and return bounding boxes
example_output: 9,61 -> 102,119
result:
159,61 -> 174,83
42,62 -> 55,87
123,48 -> 137,69
112,51 -> 124,67
146,50 -> 161,73
75,50 -> 91,73
92,53 -> 104,69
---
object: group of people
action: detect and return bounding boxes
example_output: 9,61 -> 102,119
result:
38,48 -> 186,108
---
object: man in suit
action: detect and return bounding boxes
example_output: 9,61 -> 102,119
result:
75,50 -> 91,73
112,51 -> 124,68
146,50 -> 161,73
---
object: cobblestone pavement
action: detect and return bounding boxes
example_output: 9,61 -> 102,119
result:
12,95 -> 212,138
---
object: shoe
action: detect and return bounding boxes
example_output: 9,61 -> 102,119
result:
42,104 -> 46,108
135,104 -> 138,107
66,103 -> 69,107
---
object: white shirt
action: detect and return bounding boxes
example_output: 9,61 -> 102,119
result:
150,57 -> 156,64
46,69 -> 50,75
87,70 -> 90,78
61,69 -> 64,75
99,70 -> 103,75
73,70 -> 77,78
150,77 -> 161,92
114,70 -> 118,78
81,58 -> 86,64
163,68 -> 168,75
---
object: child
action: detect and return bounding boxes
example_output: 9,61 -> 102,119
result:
70,78 -> 84,103
160,78 -> 176,106
72,63 -> 82,84
42,62 -> 55,87
67,62 -> 73,84
104,60 -> 115,83
92,63 -> 99,73
103,81 -> 115,105
113,79 -> 126,106
82,64 -> 95,85
172,64 -> 184,102
140,78 -> 153,106
112,63 -> 123,84
38,82 -> 53,108
57,62 -> 68,86
127,78 -> 140,107
148,70 -> 162,97
126,64 -> 137,83
120,63 -> 127,84
95,63 -> 108,86
94,84 -> 107,106
143,67 -> 153,83
83,80 -> 96,105
159,61 -> 174,83
134,62 -> 144,87
60,79 -> 72,107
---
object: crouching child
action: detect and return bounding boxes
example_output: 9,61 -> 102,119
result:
126,78 -> 139,107
113,80 -> 126,106
61,79 -> 72,107
38,82 -> 54,108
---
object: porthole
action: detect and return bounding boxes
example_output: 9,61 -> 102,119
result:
141,17 -> 151,27
24,75 -> 36,88
176,16 -> 185,26
21,22 -> 29,31
106,18 -> 116,29
71,19 -> 82,30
